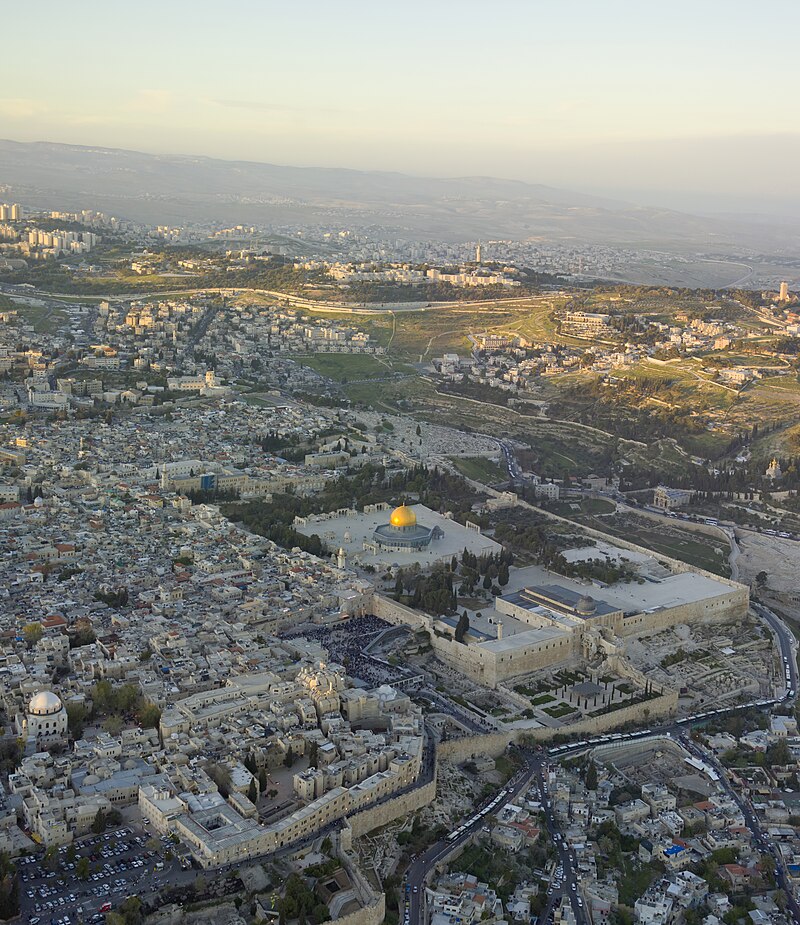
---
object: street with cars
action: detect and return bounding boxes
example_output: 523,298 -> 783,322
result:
401,602 -> 798,925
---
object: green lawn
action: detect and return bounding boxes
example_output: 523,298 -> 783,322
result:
543,702 -> 576,718
450,456 -> 506,483
530,693 -> 556,705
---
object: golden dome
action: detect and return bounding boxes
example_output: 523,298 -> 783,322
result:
389,505 -> 416,528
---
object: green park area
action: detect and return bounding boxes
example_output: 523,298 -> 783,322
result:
294,353 -> 400,382
555,508 -> 731,576
449,456 -> 507,483
551,498 -> 616,518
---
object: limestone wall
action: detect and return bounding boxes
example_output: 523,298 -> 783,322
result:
369,507 -> 749,690
517,688 -> 678,744
345,777 -> 437,838
318,895 -> 384,925
604,656 -> 669,694
334,855 -> 386,925
424,831 -> 480,881
435,688 -> 677,762
377,602 -> 576,689
433,620 -> 579,688
438,732 -> 515,763
371,594 -> 432,632
532,503 -> 746,594
620,587 -> 748,637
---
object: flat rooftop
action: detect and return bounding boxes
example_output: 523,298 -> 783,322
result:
479,623 -> 569,655
502,563 -> 736,617
603,572 -> 735,614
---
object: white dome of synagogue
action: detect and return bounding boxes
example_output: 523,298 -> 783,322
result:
28,690 -> 64,716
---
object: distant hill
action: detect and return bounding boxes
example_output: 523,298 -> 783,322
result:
0,138 -> 794,251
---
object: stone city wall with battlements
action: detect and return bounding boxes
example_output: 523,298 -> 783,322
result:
329,894 -> 385,925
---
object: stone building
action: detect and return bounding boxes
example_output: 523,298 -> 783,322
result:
16,691 -> 68,750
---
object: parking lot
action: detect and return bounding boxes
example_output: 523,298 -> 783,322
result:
18,824 -> 193,924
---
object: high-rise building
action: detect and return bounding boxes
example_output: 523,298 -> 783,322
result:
0,204 -> 23,221
779,281 -> 790,302
475,243 -> 482,264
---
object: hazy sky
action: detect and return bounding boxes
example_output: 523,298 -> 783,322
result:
2,0 -> 799,211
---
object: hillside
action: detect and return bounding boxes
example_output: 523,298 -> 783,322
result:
1,138 -> 792,251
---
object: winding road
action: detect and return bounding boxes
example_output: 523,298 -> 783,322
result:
403,601 -> 798,924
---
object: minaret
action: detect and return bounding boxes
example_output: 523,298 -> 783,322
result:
337,547 -> 346,569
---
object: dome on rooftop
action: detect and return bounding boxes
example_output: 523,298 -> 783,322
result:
576,595 -> 597,616
28,690 -> 64,716
389,505 -> 416,528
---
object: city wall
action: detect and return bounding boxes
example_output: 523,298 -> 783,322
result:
329,896 -> 385,925
619,588 -> 749,637
371,594 -> 432,632
334,855 -> 386,925
437,731 -> 515,763
436,688 -> 678,763
539,687 -> 678,739
617,503 -> 733,539
369,497 -> 750,689
372,595 -> 575,687
424,831 -> 480,881
345,777 -> 437,838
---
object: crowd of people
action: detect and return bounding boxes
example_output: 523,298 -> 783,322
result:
285,615 -> 419,688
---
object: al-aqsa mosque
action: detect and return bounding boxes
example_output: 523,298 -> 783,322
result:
372,503 -> 441,552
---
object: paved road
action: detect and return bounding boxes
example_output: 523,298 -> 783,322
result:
683,734 -> 800,925
0,283 -> 495,315
534,760 -> 588,925
499,440 -> 520,479
403,602 -> 797,924
611,495 -> 800,547
404,765 -> 535,924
